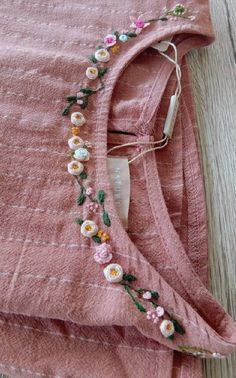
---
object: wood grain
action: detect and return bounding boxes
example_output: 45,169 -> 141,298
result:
188,0 -> 236,376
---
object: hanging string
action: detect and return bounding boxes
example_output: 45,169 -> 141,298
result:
107,41 -> 182,164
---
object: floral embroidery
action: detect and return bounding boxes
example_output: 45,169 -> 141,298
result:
94,244 -> 113,264
62,4 -> 202,343
62,4 -> 194,116
178,345 -> 226,359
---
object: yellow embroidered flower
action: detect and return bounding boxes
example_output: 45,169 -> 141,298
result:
111,45 -> 120,54
98,230 -> 110,242
71,126 -> 79,136
94,48 -> 110,63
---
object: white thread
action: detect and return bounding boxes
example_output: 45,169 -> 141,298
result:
128,138 -> 169,164
0,319 -> 168,354
107,135 -> 167,154
0,363 -> 54,377
0,143 -> 65,156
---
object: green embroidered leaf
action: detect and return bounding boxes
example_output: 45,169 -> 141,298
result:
80,172 -> 88,180
136,302 -> 147,313
168,334 -> 175,341
88,54 -> 98,63
80,87 -> 94,95
80,97 -> 89,109
112,31 -> 120,38
98,67 -> 108,78
96,45 -> 104,50
75,218 -> 84,225
126,32 -> 137,38
151,291 -> 159,299
159,16 -> 168,21
102,211 -> 111,227
66,95 -> 77,102
77,188 -> 86,205
172,319 -> 185,335
98,190 -> 105,204
62,107 -> 70,116
92,235 -> 102,244
123,274 -> 137,282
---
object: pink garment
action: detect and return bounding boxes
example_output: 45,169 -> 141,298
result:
0,1 -> 236,377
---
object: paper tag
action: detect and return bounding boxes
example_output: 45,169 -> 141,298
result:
107,157 -> 130,230
151,36 -> 173,52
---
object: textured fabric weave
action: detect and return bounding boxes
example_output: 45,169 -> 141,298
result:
0,1 -> 236,377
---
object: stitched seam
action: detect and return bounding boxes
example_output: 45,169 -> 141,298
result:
0,362 -> 54,378
0,143 -> 65,156
0,90 -> 65,105
0,319 -> 167,353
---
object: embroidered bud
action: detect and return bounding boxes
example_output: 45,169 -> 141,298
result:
142,291 -> 152,300
68,136 -> 85,150
74,148 -> 90,162
67,160 -> 84,175
103,263 -> 123,283
81,220 -> 98,238
71,112 -> 86,127
119,34 -> 128,42
86,66 -> 98,80
94,243 -> 113,264
160,320 -> 175,338
155,306 -> 165,317
104,34 -> 117,47
94,48 -> 110,63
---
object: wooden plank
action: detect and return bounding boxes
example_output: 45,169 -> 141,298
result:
187,0 -> 236,376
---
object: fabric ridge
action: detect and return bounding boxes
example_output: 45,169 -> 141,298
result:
0,1 -> 236,377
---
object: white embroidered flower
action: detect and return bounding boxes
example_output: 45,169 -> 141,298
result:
103,263 -> 123,283
68,136 -> 85,150
212,352 -> 225,359
81,220 -> 98,238
155,306 -> 165,317
71,112 -> 86,127
74,148 -> 90,162
67,160 -> 84,175
86,66 -> 98,80
95,48 -> 110,63
142,291 -> 152,300
160,320 -> 175,338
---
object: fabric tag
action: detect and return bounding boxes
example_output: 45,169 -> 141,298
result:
107,156 -> 130,230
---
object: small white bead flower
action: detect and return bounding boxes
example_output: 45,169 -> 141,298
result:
95,48 -> 110,63
71,112 -> 86,127
160,320 -> 175,338
81,220 -> 98,238
68,136 -> 85,150
103,263 -> 123,283
74,148 -> 90,162
67,160 -> 84,175
212,352 -> 224,359
86,66 -> 98,80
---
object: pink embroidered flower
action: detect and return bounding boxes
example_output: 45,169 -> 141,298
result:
86,187 -> 94,196
156,306 -> 165,317
104,34 -> 117,47
130,15 -> 150,34
142,291 -> 152,300
94,243 -> 113,264
86,201 -> 99,213
146,310 -> 159,324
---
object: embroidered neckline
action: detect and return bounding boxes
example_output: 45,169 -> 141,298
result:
62,4 -> 194,116
61,4 -> 225,355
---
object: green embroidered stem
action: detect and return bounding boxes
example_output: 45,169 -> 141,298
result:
123,284 -> 147,313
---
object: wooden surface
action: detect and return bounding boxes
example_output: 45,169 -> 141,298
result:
0,1 -> 235,377
188,0 -> 236,377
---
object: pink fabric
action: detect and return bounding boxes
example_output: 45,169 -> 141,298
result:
0,1 -> 236,377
